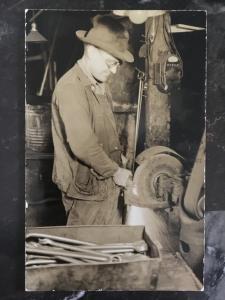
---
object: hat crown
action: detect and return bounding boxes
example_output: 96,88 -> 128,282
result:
86,16 -> 129,51
87,24 -> 129,51
76,15 -> 134,63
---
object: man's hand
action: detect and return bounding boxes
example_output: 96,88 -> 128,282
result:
121,154 -> 128,168
113,167 -> 132,188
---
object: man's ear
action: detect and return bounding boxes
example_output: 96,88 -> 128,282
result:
91,14 -> 101,26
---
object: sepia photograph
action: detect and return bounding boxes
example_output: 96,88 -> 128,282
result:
25,9 -> 206,291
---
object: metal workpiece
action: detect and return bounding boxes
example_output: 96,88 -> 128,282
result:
26,232 -> 96,246
54,256 -> 88,264
132,68 -> 146,173
82,240 -> 148,253
100,248 -> 138,254
38,238 -> 114,259
26,251 -> 148,266
26,242 -> 124,263
26,233 -> 150,265
25,238 -> 149,265
26,254 -> 53,260
26,259 -> 57,266
26,246 -> 110,262
26,253 -> 94,265
25,225 -> 163,290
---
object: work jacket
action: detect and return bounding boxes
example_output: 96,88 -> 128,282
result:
51,63 -> 122,201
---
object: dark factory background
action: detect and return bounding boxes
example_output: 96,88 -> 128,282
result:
25,10 -> 206,226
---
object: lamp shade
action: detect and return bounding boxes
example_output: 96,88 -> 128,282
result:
26,22 -> 47,43
113,10 -> 166,24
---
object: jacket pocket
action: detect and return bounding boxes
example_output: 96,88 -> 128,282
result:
75,163 -> 98,195
109,145 -> 122,166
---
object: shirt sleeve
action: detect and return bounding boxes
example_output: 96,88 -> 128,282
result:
55,83 -> 119,177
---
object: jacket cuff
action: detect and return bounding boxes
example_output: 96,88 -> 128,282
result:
93,161 -> 119,178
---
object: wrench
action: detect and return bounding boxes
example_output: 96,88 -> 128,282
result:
26,254 -> 93,265
38,238 -> 113,259
82,240 -> 148,253
26,259 -> 57,266
38,239 -> 122,263
54,255 -> 87,264
26,233 -> 95,246
26,246 -> 121,263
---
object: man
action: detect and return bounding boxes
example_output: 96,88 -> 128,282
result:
51,15 -> 134,225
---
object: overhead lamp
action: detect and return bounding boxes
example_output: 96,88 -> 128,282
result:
170,24 -> 205,33
129,11 -> 148,24
26,22 -> 47,43
113,10 -> 166,24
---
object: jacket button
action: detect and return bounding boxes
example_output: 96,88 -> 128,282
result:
91,85 -> 95,91
114,146 -> 118,150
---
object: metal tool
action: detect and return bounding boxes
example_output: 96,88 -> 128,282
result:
38,238 -> 113,259
26,246 -> 110,262
26,245 -> 123,263
82,240 -> 148,253
26,259 -> 57,266
26,233 -> 96,246
26,254 -> 53,260
132,69 -> 146,173
54,256 -> 87,264
37,16 -> 61,96
26,254 -> 93,265
99,249 -> 137,254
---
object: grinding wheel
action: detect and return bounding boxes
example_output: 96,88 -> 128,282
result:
127,153 -> 184,209
136,146 -> 184,165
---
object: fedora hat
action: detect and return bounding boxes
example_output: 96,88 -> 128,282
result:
76,15 -> 134,63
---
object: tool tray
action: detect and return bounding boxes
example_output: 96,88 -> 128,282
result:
26,225 -> 161,290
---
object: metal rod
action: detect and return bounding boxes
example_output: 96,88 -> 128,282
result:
29,10 -> 44,23
26,247 -> 109,262
38,238 -> 113,259
132,70 -> 145,173
49,60 -> 53,91
37,17 -> 60,96
53,61 -> 57,86
82,240 -> 148,253
26,233 -> 96,246
26,259 -> 57,266
54,256 -> 84,264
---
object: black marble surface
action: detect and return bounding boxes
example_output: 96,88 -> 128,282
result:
0,0 -> 225,299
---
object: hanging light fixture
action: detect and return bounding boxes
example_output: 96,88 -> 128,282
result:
26,22 -> 47,43
113,10 -> 166,24
129,10 -> 148,24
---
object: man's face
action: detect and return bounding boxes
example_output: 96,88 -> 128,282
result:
86,45 -> 120,82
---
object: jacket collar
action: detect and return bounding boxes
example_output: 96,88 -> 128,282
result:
73,60 -> 105,94
72,62 -> 92,87
72,62 -> 118,134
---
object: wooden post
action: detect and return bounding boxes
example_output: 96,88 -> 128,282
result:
145,13 -> 171,147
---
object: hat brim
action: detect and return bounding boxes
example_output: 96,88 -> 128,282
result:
76,30 -> 134,63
